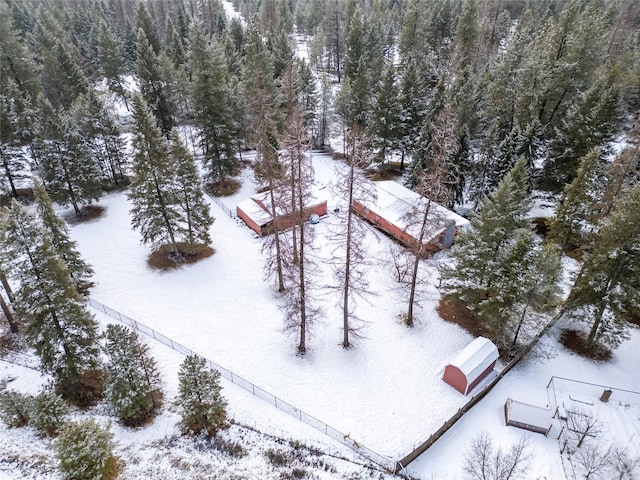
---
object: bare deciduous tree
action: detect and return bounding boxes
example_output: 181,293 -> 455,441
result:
329,125 -> 376,347
573,442 -> 612,480
609,444 -> 639,480
405,103 -> 460,327
278,91 -> 320,354
568,408 -> 603,448
463,431 -> 531,480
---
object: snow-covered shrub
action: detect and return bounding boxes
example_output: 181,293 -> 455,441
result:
30,384 -> 69,437
0,390 -> 33,427
55,419 -> 116,480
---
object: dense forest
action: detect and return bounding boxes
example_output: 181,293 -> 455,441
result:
1,0 -> 639,356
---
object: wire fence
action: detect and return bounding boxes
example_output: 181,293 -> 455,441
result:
87,297 -> 395,472
204,190 -> 236,218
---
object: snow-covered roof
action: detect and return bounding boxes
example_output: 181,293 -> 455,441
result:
506,398 -> 551,429
359,181 -> 470,243
449,336 -> 499,381
237,195 -> 273,227
237,188 -> 328,227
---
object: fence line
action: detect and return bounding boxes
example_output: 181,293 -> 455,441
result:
87,297 -> 394,472
203,189 -> 236,218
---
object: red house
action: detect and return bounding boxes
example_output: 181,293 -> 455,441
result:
237,190 -> 328,237
352,181 -> 469,254
442,337 -> 499,396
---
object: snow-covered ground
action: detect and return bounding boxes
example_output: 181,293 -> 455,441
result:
64,152 -> 479,461
2,148 -> 638,479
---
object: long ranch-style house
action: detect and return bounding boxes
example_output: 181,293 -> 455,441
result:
237,190 -> 328,237
352,181 -> 469,254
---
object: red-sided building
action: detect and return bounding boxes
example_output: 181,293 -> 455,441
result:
237,191 -> 328,237
442,336 -> 499,396
352,181 -> 469,254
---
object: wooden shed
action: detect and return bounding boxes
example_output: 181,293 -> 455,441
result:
442,337 -> 499,395
352,181 -> 469,254
504,398 -> 552,436
237,191 -> 327,237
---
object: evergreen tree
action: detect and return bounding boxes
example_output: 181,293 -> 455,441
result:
343,4 -> 365,84
169,130 -> 214,249
398,59 -> 429,169
128,94 -> 181,256
452,0 -> 479,70
1,3 -> 40,197
33,181 -> 94,292
165,18 -> 186,68
508,241 -> 562,346
408,75 -> 447,186
33,10 -> 88,110
270,27 -> 294,81
103,324 -> 161,426
600,133 -> 640,219
550,148 -> 606,253
0,390 -> 32,427
31,383 -> 69,437
0,201 -> 102,403
440,158 -> 535,333
323,0 -> 345,81
56,419 -> 116,480
297,60 -> 318,141
188,21 -> 238,185
544,80 -> 620,190
72,92 -> 128,186
175,355 -> 228,437
566,184 -> 640,349
136,28 -> 173,134
136,2 -> 161,55
398,0 -> 420,63
35,97 -> 103,218
336,55 -> 370,129
368,61 -> 402,165
97,20 -> 129,110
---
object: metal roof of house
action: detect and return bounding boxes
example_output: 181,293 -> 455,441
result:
359,181 -> 470,243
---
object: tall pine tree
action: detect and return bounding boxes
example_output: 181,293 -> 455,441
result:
188,21 -> 238,185
169,130 -> 214,249
440,158 -> 539,337
128,95 -> 181,256
566,184 -> 640,349
0,201 -> 101,403
35,97 -> 103,218
33,181 -> 93,292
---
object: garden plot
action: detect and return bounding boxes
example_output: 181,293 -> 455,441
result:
549,376 -> 640,475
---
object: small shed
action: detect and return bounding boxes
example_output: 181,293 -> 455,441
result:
442,337 -> 499,395
504,398 -> 552,436
237,190 -> 327,237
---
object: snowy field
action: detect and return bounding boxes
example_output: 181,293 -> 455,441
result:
66,152 -> 477,461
